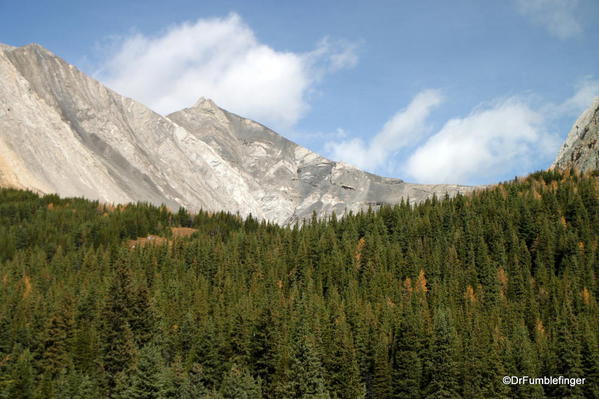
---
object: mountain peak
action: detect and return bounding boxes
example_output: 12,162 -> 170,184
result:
20,43 -> 53,53
193,97 -> 219,110
4,43 -> 57,59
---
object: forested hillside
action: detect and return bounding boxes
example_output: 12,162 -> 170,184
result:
0,170 -> 597,399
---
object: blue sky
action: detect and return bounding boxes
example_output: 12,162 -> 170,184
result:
1,0 -> 598,185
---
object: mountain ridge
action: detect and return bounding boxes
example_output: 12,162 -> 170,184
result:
0,42 -> 485,223
1,43 -> 262,214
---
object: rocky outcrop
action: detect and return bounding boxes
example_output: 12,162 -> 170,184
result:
168,99 -> 475,224
0,43 -> 476,224
552,97 -> 599,173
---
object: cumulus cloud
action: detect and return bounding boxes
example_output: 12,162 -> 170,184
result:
515,0 -> 583,39
96,13 -> 357,129
405,99 -> 561,184
327,89 -> 577,185
325,89 -> 443,171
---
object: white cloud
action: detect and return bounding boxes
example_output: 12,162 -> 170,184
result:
328,81 -> 594,185
96,13 -> 357,130
306,37 -> 359,73
325,89 -> 443,171
558,77 -> 599,115
515,0 -> 583,39
405,99 -> 561,184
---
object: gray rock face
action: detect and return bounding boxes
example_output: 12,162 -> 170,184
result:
168,99 -> 475,224
552,97 -> 599,173
0,43 -> 262,217
1,43 -> 476,224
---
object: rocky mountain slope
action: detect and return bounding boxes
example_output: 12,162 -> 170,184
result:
0,43 -> 476,224
168,99 -> 473,223
0,43 -> 258,217
552,96 -> 599,173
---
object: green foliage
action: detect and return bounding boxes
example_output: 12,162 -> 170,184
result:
424,310 -> 461,399
123,344 -> 163,399
0,170 -> 597,398
289,326 -> 330,398
220,364 -> 262,399
0,347 -> 35,399
392,309 -> 423,399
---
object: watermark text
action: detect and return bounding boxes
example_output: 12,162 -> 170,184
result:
503,376 -> 585,387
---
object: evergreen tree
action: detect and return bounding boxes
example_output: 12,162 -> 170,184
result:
100,265 -> 139,394
370,337 -> 392,399
179,363 -> 209,399
250,307 -> 277,389
289,326 -> 330,399
323,312 -> 364,399
72,288 -> 101,373
424,310 -> 461,399
510,324 -> 544,399
580,319 -> 599,399
391,311 -> 422,399
220,364 -> 262,399
552,309 -> 585,399
1,348 -> 35,399
125,344 -> 163,399
41,305 -> 75,377
188,321 -> 223,390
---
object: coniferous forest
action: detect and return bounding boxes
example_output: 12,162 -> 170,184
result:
0,169 -> 597,399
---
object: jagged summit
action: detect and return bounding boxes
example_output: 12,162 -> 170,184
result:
0,43 -> 476,224
552,97 -> 599,173
193,97 -> 218,109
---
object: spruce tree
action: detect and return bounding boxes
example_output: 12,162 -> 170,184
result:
125,344 -> 163,399
289,325 -> 330,399
188,320 -> 223,390
250,307 -> 277,389
552,310 -> 585,399
424,310 -> 461,399
220,364 -> 262,399
580,319 -> 599,399
179,363 -> 209,399
323,312 -> 365,399
2,348 -> 35,399
371,336 -> 392,399
41,311 -> 73,377
392,312 -> 422,399
100,264 -> 139,393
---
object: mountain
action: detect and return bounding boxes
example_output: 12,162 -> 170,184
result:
0,43 -> 261,217
0,43 -> 475,224
552,96 -> 599,172
167,99 -> 475,223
